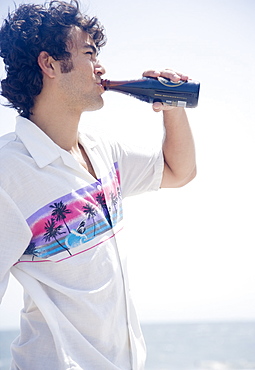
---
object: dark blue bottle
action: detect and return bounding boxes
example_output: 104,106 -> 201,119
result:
102,77 -> 200,108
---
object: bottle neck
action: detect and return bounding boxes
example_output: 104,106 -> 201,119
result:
101,79 -> 144,91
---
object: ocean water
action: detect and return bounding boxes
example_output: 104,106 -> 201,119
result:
142,322 -> 255,370
0,322 -> 255,370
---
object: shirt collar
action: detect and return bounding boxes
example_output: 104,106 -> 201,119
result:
15,116 -> 98,169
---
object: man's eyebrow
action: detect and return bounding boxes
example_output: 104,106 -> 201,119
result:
83,43 -> 98,55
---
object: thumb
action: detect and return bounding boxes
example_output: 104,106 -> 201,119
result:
153,101 -> 163,112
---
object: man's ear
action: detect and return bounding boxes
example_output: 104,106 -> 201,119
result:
37,51 -> 56,78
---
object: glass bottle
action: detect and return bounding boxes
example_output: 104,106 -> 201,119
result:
102,77 -> 200,108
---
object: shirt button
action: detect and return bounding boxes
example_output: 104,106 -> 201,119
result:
97,184 -> 102,191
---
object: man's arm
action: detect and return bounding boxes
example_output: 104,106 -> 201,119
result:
143,69 -> 197,188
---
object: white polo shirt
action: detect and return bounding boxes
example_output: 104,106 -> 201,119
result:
0,116 -> 164,370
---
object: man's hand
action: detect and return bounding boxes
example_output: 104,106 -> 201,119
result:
142,69 -> 189,112
142,69 -> 196,187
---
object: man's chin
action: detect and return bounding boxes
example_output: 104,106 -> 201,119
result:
83,98 -> 104,112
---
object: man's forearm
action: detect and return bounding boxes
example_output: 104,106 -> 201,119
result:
161,107 -> 196,188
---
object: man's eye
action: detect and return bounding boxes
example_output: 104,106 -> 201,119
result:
85,52 -> 93,56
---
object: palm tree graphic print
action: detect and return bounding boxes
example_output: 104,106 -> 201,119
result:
83,203 -> 98,237
23,164 -> 123,260
43,218 -> 72,256
50,201 -> 72,233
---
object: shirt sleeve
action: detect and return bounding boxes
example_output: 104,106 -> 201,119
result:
110,140 -> 164,199
0,187 -> 32,302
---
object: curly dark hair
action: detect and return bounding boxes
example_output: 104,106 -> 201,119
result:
0,0 -> 106,118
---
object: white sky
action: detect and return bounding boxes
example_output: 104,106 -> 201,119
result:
0,0 -> 255,329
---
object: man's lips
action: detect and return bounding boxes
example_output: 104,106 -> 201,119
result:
96,81 -> 105,93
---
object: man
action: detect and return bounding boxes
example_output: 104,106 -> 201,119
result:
0,1 -> 196,369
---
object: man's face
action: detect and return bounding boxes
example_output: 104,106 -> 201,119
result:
57,27 -> 105,113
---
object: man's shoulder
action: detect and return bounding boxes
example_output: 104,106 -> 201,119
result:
0,132 -> 17,152
79,126 -> 116,150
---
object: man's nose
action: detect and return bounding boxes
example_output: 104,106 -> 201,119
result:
94,60 -> 106,76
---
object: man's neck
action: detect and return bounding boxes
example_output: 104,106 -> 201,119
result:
29,104 -> 82,152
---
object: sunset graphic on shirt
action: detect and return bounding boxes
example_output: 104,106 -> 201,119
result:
22,163 -> 122,260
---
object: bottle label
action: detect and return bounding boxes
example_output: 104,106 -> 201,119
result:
177,101 -> 187,107
158,77 -> 185,88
